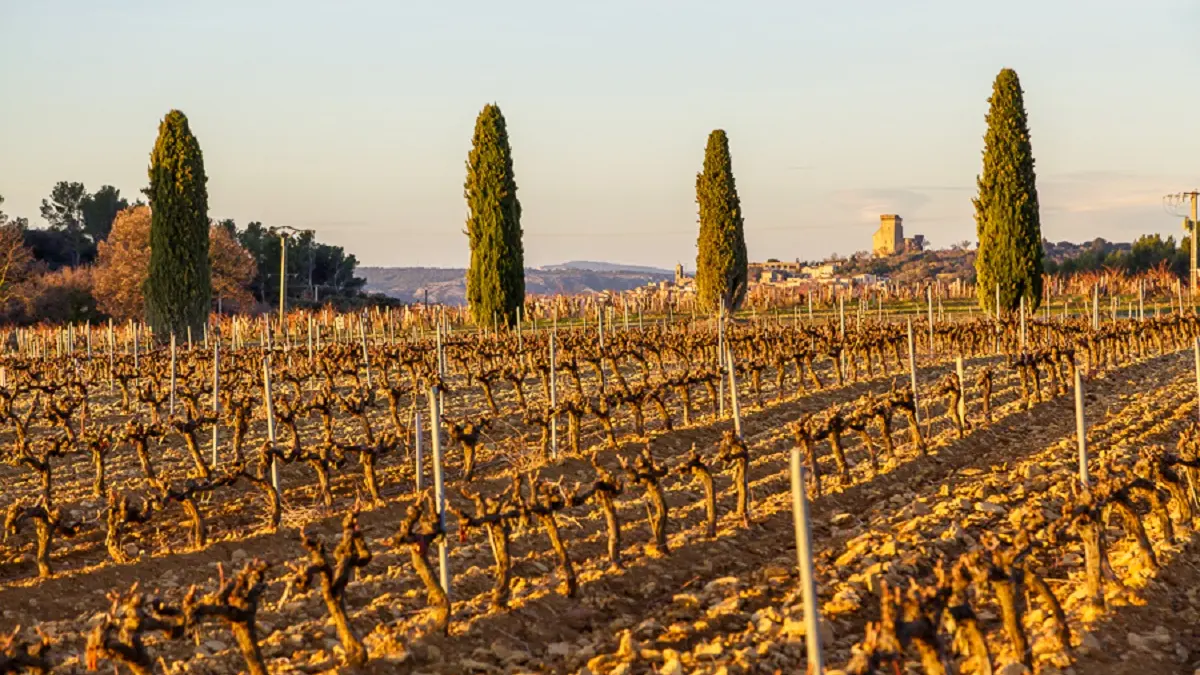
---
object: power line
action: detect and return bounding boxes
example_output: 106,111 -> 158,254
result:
1162,190 -> 1199,296
1163,193 -> 1192,218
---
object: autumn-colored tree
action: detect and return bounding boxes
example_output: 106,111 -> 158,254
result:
95,205 -> 256,321
0,222 -> 35,307
209,225 -> 257,311
0,194 -> 36,312
93,206 -> 151,320
26,266 -> 98,324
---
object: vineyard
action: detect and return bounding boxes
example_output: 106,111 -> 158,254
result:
1,309 -> 1200,674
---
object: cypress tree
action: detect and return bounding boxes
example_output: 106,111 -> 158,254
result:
464,103 -> 525,328
974,68 -> 1043,315
695,129 -> 748,312
144,109 -> 211,340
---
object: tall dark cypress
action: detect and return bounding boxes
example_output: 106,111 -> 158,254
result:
695,130 -> 748,312
144,110 -> 211,339
974,68 -> 1043,314
464,104 -> 525,327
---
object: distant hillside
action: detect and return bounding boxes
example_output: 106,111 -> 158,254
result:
360,267 -> 673,305
834,237 -> 1172,283
541,260 -> 676,275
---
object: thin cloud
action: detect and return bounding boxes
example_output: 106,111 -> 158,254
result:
826,188 -> 934,222
1042,193 -> 1164,215
291,219 -> 374,229
1048,169 -> 1147,184
900,185 -> 974,192
1039,170 -> 1184,216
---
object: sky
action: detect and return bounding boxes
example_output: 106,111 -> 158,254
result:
2,1 -> 1199,270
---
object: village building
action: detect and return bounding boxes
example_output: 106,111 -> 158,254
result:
872,214 -> 925,256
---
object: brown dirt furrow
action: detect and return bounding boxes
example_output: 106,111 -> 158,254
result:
0,353 -> 1003,626
354,350 -> 1190,673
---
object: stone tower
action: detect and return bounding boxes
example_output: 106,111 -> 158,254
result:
872,214 -> 903,256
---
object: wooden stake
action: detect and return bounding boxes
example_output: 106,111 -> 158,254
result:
263,356 -> 278,491
956,355 -> 967,423
1074,362 -> 1088,487
789,448 -> 824,674
169,333 -> 177,417
907,319 -> 920,423
427,386 -> 451,596
413,410 -> 424,492
211,335 -> 220,466
726,343 -> 742,438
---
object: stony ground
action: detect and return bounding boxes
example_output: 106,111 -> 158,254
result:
2,337 -> 1197,674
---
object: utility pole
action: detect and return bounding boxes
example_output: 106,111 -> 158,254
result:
1164,191 -> 1199,299
1192,191 -> 1198,303
278,231 -> 287,329
274,226 -> 306,333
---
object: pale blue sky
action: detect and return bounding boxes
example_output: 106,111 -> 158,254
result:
2,1 -> 1198,269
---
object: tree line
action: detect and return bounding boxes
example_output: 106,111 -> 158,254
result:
1,66 -> 1053,334
463,105 -> 748,327
468,67 -> 1048,324
0,177 -> 370,328
1043,234 -> 1192,278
